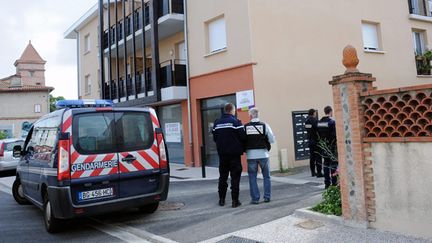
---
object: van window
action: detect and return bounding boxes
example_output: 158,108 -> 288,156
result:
74,113 -> 116,154
73,112 -> 154,154
116,112 -> 154,152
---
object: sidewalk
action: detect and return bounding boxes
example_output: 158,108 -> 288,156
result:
170,166 -> 431,243
169,163 -> 249,182
201,213 -> 431,243
170,163 -> 325,188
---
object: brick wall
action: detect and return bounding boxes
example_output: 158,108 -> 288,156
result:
330,46 -> 432,237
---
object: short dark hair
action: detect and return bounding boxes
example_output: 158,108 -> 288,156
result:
224,103 -> 235,114
324,106 -> 333,115
308,109 -> 316,116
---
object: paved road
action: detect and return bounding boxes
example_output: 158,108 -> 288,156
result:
0,173 -> 322,243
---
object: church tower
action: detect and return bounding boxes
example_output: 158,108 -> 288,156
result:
13,40 -> 46,86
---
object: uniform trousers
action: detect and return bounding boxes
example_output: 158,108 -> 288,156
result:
218,155 -> 242,201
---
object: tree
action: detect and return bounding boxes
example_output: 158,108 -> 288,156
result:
0,131 -> 8,140
50,95 -> 65,112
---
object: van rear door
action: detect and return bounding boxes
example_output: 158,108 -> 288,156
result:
66,110 -> 120,205
115,110 -> 160,198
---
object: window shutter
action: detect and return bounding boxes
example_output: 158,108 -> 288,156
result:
362,23 -> 379,50
208,17 -> 227,53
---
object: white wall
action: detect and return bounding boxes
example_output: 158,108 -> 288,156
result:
372,142 -> 432,238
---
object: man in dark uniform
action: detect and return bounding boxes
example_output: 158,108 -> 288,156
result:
317,106 -> 338,189
212,103 -> 246,208
305,109 -> 323,178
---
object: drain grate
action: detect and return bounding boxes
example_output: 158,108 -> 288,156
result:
295,219 -> 324,230
216,236 -> 262,243
158,201 -> 185,211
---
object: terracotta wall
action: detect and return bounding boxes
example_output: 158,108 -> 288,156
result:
189,64 -> 255,169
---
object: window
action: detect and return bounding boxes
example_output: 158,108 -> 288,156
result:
116,112 -> 153,152
207,16 -> 227,53
34,104 -> 41,113
84,34 -> 91,53
362,22 -> 381,51
73,112 -> 154,155
409,0 -> 430,15
4,141 -> 24,151
413,30 -> 426,55
74,113 -> 115,154
84,75 -> 91,95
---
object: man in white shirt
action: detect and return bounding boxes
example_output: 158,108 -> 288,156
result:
244,108 -> 275,204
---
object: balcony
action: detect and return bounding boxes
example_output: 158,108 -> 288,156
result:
103,60 -> 187,103
102,0 -> 184,56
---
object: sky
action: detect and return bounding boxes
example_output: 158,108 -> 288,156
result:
0,0 -> 97,99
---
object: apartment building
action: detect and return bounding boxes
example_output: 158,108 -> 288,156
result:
66,0 -> 432,170
65,0 -> 188,165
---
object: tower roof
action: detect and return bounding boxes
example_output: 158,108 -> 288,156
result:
14,41 -> 46,66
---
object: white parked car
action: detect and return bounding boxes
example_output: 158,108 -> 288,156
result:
0,138 -> 24,171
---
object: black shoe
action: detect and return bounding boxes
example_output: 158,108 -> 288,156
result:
311,173 -> 316,177
264,198 -> 270,203
219,199 -> 225,206
232,200 -> 242,208
325,184 -> 330,189
316,174 -> 324,178
250,200 -> 259,205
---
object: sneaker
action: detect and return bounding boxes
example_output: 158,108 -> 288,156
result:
232,200 -> 242,208
219,199 -> 225,206
316,174 -> 324,178
250,200 -> 259,205
264,198 -> 270,203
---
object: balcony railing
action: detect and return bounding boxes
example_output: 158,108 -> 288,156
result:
160,59 -> 187,88
159,0 -> 184,16
102,0 -> 184,49
103,60 -> 186,101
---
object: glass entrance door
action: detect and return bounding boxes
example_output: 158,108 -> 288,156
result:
201,95 -> 236,167
158,104 -> 184,164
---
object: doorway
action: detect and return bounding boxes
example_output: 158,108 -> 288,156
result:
200,95 -> 236,167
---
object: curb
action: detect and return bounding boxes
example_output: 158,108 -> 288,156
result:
294,207 -> 368,229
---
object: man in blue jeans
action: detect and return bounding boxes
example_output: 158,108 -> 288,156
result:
244,108 -> 275,204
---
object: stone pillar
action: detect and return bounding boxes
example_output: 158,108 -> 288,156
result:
329,46 -> 375,226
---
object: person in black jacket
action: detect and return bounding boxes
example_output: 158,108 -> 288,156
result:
317,106 -> 338,189
305,109 -> 323,177
212,103 -> 246,208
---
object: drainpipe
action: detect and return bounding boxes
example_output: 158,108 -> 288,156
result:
74,30 -> 81,99
183,0 -> 194,164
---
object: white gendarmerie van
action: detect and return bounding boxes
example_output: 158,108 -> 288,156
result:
12,100 -> 169,233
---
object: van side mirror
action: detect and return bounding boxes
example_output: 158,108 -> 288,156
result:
13,145 -> 22,158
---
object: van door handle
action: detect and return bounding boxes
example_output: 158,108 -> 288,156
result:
122,156 -> 136,163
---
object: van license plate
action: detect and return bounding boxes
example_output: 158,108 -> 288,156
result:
78,188 -> 114,201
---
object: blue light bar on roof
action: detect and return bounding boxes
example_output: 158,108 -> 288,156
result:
55,99 -> 114,109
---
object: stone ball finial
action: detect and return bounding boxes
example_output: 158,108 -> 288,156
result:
342,45 -> 359,73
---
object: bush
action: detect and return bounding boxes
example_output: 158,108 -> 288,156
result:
311,186 -> 342,216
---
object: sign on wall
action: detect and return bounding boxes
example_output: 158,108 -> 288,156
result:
164,122 -> 182,143
236,90 -> 255,111
292,111 -> 310,160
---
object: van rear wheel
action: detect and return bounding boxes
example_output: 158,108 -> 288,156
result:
43,192 -> 61,233
139,202 -> 159,214
12,179 -> 29,205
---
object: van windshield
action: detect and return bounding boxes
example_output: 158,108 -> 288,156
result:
73,111 -> 154,154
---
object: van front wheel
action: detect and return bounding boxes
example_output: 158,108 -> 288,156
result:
12,179 -> 29,205
43,193 -> 61,233
139,202 -> 159,214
